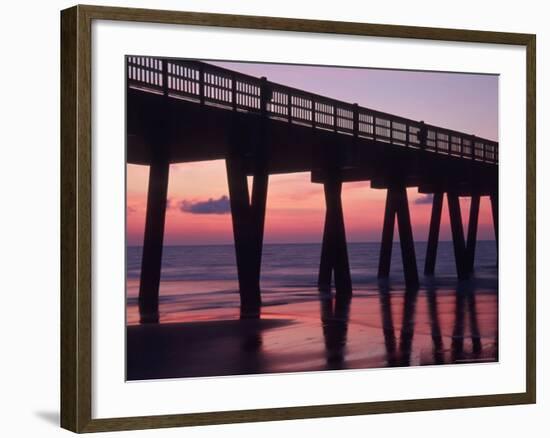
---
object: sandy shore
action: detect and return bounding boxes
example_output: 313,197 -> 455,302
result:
127,288 -> 498,380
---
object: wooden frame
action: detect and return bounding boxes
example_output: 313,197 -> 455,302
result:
61,4 -> 536,433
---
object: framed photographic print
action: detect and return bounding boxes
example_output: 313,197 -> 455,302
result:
60,4 -> 536,433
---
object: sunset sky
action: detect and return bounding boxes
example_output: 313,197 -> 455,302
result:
127,61 -> 498,246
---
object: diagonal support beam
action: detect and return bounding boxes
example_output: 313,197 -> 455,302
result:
318,177 -> 352,297
447,192 -> 468,280
424,192 -> 443,275
377,186 -> 419,290
377,188 -> 397,279
250,163 -> 269,289
226,153 -> 269,319
395,186 -> 420,289
426,193 -> 480,279
465,194 -> 480,273
318,207 -> 333,291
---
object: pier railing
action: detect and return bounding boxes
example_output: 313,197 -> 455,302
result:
127,56 -> 498,164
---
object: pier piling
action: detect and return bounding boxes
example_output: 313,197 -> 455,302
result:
318,175 -> 352,296
127,58 -> 500,321
377,186 -> 419,289
138,160 -> 170,324
447,192 -> 468,280
490,192 -> 499,257
466,194 -> 480,273
377,188 -> 396,279
424,192 -> 443,275
226,151 -> 267,319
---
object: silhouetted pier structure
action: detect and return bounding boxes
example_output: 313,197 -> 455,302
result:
127,56 -> 498,323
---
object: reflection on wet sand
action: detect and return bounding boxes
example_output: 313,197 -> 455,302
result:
126,279 -> 498,380
377,282 -> 431,366
371,279 -> 494,369
319,290 -> 351,370
426,281 -> 444,364
452,281 -> 483,361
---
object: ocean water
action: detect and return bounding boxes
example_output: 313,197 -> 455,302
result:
126,241 -> 498,319
126,241 -> 498,378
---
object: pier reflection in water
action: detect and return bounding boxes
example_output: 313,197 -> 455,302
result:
319,289 -> 352,370
370,279 -> 496,369
126,277 -> 497,380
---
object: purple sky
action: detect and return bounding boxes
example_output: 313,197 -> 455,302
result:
128,60 -> 498,245
210,60 -> 498,141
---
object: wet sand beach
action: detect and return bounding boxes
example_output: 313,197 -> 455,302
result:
126,283 -> 498,380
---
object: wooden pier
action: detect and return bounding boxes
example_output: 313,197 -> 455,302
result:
127,56 -> 498,323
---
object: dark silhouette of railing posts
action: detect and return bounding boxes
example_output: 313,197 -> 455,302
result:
127,57 -> 499,165
418,121 -> 427,149
161,59 -> 168,96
